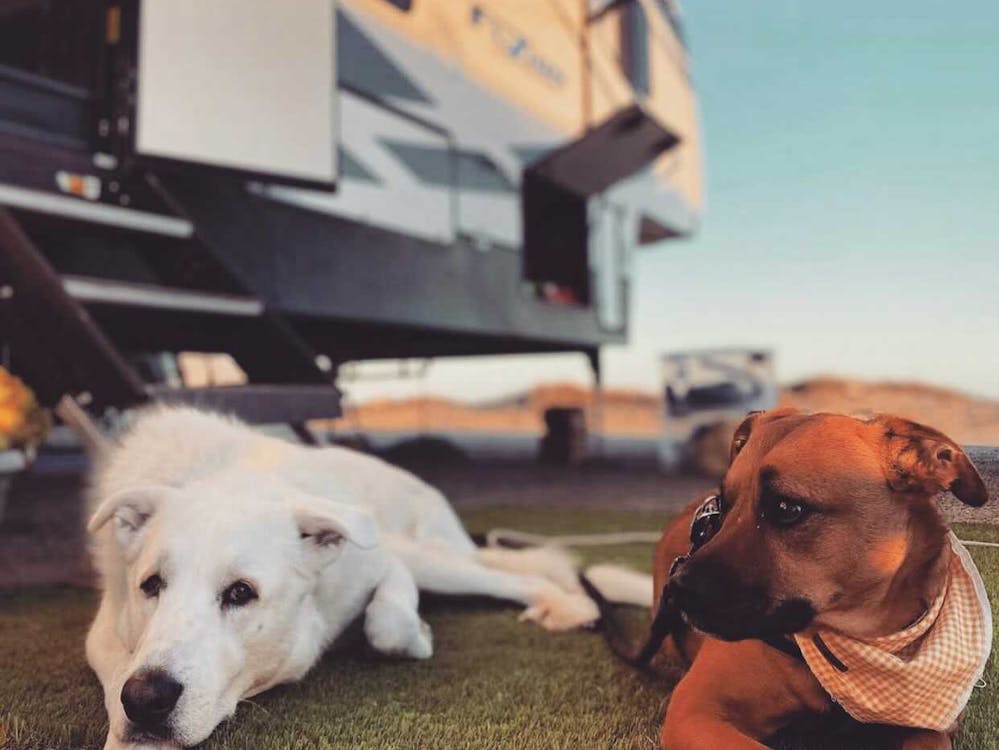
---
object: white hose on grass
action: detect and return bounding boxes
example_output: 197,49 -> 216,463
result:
486,528 -> 999,550
485,528 -> 661,548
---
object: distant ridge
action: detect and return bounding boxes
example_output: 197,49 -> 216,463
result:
332,377 -> 999,445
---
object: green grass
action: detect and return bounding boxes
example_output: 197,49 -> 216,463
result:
0,511 -> 996,750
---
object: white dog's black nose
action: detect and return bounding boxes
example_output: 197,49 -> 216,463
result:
121,669 -> 183,727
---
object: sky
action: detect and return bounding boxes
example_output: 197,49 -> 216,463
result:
343,0 -> 999,405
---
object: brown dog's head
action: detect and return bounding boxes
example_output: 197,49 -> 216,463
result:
670,409 -> 988,641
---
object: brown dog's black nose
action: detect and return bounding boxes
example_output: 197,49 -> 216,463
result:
121,669 -> 183,727
671,561 -> 732,611
670,557 -> 762,634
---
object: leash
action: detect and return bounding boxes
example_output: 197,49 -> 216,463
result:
572,495 -> 723,671
578,572 -> 681,671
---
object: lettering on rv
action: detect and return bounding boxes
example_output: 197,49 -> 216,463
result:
470,5 -> 566,88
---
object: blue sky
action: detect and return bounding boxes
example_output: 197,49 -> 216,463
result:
346,0 -> 999,403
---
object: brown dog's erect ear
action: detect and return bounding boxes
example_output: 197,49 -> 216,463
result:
729,412 -> 760,463
874,415 -> 988,507
729,407 -> 800,464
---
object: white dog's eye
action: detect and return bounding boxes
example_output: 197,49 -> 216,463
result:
221,580 -> 258,609
140,574 -> 163,597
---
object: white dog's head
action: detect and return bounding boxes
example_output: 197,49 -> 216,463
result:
88,471 -> 377,747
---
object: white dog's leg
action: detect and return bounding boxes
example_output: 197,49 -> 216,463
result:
364,556 -> 433,659
385,536 -> 598,631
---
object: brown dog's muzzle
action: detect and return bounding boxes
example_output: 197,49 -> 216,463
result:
671,550 -> 815,641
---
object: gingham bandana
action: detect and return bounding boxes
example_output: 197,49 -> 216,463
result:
794,533 -> 992,731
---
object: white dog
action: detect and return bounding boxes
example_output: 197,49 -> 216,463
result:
86,407 -> 601,749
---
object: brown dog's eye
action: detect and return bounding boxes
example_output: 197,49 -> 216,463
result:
221,580 -> 258,609
140,574 -> 163,597
767,499 -> 809,527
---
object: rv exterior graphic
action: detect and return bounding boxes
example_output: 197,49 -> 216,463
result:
0,0 -> 702,423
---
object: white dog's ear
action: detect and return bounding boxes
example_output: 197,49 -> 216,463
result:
291,494 -> 379,568
87,485 -> 175,549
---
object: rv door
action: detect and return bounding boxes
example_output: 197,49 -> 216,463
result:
132,0 -> 337,189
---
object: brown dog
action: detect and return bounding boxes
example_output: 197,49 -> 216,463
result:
652,409 -> 990,750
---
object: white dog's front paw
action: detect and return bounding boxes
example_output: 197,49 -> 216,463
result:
409,619 -> 434,659
365,599 -> 434,659
519,586 -> 599,631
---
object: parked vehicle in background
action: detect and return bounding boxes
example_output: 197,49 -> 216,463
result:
659,349 -> 777,475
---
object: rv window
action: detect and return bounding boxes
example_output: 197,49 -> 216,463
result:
0,1 -> 45,76
380,0 -> 413,11
384,141 -> 514,193
619,1 -> 650,96
0,0 -> 102,90
457,151 -> 514,193
339,146 -> 379,183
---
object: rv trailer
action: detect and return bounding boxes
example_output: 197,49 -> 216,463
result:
0,0 -> 702,426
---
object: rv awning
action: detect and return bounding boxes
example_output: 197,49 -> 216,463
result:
526,104 -> 679,197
